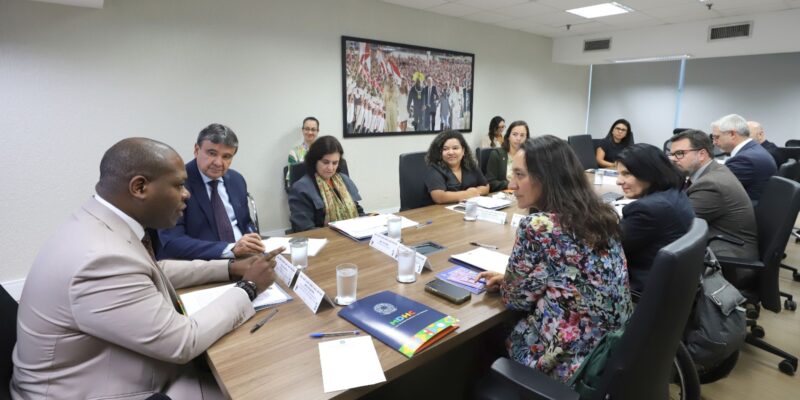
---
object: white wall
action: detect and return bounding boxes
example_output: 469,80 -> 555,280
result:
0,0 -> 589,282
554,8 -> 800,65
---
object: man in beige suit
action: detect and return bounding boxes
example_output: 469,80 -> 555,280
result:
11,138 -> 281,399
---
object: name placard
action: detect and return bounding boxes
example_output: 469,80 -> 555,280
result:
389,244 -> 432,274
510,213 -> 527,229
476,208 -> 507,224
369,233 -> 400,258
292,272 -> 334,314
274,255 -> 299,287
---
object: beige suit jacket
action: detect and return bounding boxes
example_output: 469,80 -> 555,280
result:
11,198 -> 254,399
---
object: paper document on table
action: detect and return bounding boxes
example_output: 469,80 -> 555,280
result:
449,247 -> 510,275
262,237 -> 328,256
612,198 -> 636,218
179,283 -> 292,316
468,196 -> 512,210
329,214 -> 417,241
319,335 -> 386,393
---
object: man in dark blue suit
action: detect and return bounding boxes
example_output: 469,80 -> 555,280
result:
748,120 -> 787,168
712,114 -> 777,204
158,124 -> 265,260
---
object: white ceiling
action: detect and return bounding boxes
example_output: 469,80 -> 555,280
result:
380,0 -> 800,38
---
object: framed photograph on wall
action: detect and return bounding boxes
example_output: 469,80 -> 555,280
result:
341,36 -> 475,138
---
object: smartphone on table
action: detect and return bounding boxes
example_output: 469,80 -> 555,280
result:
425,279 -> 471,304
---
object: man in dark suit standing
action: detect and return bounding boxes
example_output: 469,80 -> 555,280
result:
159,124 -> 265,260
407,79 -> 426,131
423,76 -> 439,131
669,130 -> 758,260
712,114 -> 777,204
748,120 -> 787,168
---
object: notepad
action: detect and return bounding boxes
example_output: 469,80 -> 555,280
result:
449,247 -> 510,275
179,283 -> 292,316
262,237 -> 328,257
318,335 -> 386,393
328,214 -> 417,241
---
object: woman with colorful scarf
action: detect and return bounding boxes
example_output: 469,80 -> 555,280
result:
289,136 -> 364,232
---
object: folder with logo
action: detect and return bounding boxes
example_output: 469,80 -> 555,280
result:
337,291 -> 459,358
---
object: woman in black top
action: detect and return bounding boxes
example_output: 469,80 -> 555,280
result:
596,118 -> 634,168
424,130 -> 489,204
485,120 -> 529,192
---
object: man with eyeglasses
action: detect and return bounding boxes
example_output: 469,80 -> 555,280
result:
711,114 -> 776,204
287,116 -> 320,183
669,129 -> 758,260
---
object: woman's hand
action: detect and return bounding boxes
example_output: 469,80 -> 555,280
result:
475,271 -> 504,292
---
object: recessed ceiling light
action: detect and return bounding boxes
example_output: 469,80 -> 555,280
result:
566,2 -> 633,19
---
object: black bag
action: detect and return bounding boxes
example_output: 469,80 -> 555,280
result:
684,249 -> 747,373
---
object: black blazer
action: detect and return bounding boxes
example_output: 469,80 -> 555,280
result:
484,148 -> 509,192
621,188 -> 695,292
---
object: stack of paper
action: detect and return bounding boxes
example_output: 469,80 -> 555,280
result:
262,237 -> 328,256
328,214 -> 417,241
449,247 -> 510,275
468,196 -> 512,210
179,283 -> 292,316
318,336 -> 386,393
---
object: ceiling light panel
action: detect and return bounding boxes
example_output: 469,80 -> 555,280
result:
567,2 -> 634,19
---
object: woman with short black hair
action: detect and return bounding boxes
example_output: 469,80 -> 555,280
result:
424,130 -> 489,204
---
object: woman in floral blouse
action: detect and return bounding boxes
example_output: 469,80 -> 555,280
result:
477,135 -> 633,382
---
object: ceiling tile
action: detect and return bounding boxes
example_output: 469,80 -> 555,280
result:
520,24 -> 566,37
549,21 -> 613,37
640,3 -> 720,19
617,0 -> 698,11
460,10 -> 516,24
525,11 -> 589,28
536,0 -> 607,10
598,10 -> 659,28
493,1 -> 560,17
716,1 -> 791,16
428,2 -> 483,17
453,0 -> 530,10
381,0 -> 448,10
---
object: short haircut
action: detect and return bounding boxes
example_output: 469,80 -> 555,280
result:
501,120 -> 529,153
670,129 -> 713,156
605,118 -> 634,145
616,143 -> 684,195
303,116 -> 319,128
97,138 -> 178,194
196,123 -> 239,151
425,130 -> 478,171
304,135 -> 344,176
711,114 -> 749,137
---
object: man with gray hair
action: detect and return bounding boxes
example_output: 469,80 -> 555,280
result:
159,123 -> 266,260
711,114 -> 776,204
748,120 -> 787,167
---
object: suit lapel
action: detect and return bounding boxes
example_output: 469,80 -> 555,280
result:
224,170 -> 249,233
186,159 -> 218,238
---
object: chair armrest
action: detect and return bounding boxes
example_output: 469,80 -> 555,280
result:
707,234 -> 745,247
716,256 -> 764,271
490,358 -> 579,400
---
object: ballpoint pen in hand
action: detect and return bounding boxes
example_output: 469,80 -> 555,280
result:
250,308 -> 279,334
470,241 -> 498,250
309,330 -> 360,338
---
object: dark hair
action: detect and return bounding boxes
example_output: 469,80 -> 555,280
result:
303,116 -> 319,128
669,129 -> 713,156
520,135 -> 621,248
605,119 -> 634,146
196,123 -> 238,152
501,120 -> 529,153
425,130 -> 478,171
487,116 -> 504,147
616,143 -> 683,195
97,138 -> 178,195
305,135 -> 344,176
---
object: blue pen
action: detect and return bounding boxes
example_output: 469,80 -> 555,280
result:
416,219 -> 433,229
309,330 -> 360,338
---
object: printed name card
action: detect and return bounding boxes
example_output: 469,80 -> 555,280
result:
274,255 -> 299,287
476,208 -> 507,224
510,213 -> 527,229
414,252 -> 432,274
369,233 -> 400,258
292,272 -> 334,314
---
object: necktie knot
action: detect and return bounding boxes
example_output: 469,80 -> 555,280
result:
208,180 -> 219,190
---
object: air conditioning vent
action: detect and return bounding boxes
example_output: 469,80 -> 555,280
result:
709,22 -> 752,40
584,38 -> 611,52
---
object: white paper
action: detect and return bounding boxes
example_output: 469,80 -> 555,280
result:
510,213 -> 527,229
179,283 -> 291,316
476,208 -> 507,224
450,247 -> 510,275
612,198 -> 637,218
368,233 -> 401,258
602,175 -> 618,185
319,336 -> 386,393
274,254 -> 299,286
262,237 -> 328,257
467,196 -> 512,210
414,252 -> 430,274
329,214 -> 417,240
445,204 -> 466,214
292,272 -> 329,314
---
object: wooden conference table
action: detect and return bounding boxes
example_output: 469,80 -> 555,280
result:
203,174 -> 622,400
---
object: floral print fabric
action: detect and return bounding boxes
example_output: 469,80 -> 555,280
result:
501,212 -> 633,382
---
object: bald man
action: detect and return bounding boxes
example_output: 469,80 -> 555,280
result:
748,121 -> 787,167
12,138 -> 282,399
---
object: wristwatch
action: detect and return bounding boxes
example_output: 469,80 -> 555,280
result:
234,280 -> 258,301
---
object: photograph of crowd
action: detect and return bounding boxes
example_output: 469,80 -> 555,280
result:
342,36 -> 475,137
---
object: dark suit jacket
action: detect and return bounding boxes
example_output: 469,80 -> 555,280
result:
485,148 -> 510,192
761,140 -> 788,169
621,188 -> 695,292
687,161 -> 758,259
288,173 -> 364,233
725,140 -> 777,203
158,159 -> 254,260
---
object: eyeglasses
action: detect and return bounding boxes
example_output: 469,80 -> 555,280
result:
302,127 -> 319,132
666,149 -> 700,159
613,127 -> 628,132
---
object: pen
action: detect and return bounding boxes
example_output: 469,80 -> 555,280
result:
416,220 -> 433,229
309,330 -> 361,338
250,308 -> 279,334
470,241 -> 498,250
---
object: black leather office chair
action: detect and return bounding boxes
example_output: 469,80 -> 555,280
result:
476,219 -> 708,400
567,135 -> 597,170
716,176 -> 800,375
1,285 -> 17,400
399,151 -> 433,211
476,147 -> 494,175
777,159 -> 800,281
282,165 -> 290,193
785,139 -> 800,147
288,159 -> 350,190
591,138 -> 603,151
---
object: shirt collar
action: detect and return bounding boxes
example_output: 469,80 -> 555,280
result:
199,170 -> 224,185
690,160 -> 713,183
730,138 -> 753,157
94,194 -> 145,240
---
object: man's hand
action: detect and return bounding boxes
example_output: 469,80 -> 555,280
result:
475,271 -> 504,292
232,233 -> 266,257
240,248 -> 283,294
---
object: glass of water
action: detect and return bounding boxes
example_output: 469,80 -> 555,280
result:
396,246 -> 416,283
290,237 -> 308,270
335,263 -> 358,306
463,199 -> 478,221
387,215 -> 402,241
